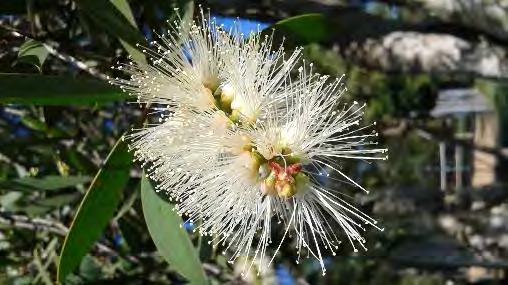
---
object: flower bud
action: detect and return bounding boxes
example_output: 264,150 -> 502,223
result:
230,109 -> 241,123
277,180 -> 296,199
294,172 -> 310,194
203,79 -> 220,93
258,163 -> 271,180
261,171 -> 277,196
197,86 -> 215,109
219,84 -> 235,113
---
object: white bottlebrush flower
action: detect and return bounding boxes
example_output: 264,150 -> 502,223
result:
245,66 -> 388,272
111,9 -> 231,113
220,29 -> 302,123
181,66 -> 387,275
112,8 -> 387,277
111,7 -> 301,173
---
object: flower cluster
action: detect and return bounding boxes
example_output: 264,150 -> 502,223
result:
111,8 -> 387,275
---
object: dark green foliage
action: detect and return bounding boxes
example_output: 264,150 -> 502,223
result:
1,0 -> 507,284
0,74 -> 127,105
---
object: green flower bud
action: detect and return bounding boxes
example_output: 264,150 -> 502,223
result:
294,172 -> 310,194
277,181 -> 296,199
230,109 -> 241,123
261,171 -> 277,196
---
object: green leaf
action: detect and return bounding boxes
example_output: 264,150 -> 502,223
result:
0,192 -> 23,209
77,0 -> 145,63
141,175 -> 207,285
14,39 -> 49,71
35,192 -> 81,207
61,149 -> 98,174
20,114 -> 68,137
23,193 -> 81,216
110,0 -> 145,63
266,11 -> 402,46
269,14 -> 330,45
78,255 -> 103,282
20,116 -> 48,132
57,139 -> 133,283
0,175 -> 91,192
0,73 -> 128,105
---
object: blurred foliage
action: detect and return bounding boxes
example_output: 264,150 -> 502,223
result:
1,0 -> 508,285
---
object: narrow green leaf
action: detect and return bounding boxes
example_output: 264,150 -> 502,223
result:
110,0 -> 145,63
77,0 -> 145,63
35,192 -> 81,207
268,14 -> 330,45
0,175 -> 91,192
23,193 -> 82,215
0,73 -> 127,105
61,149 -> 98,174
57,140 -> 133,283
14,39 -> 49,71
21,116 -> 48,132
266,11 -> 403,47
141,175 -> 207,285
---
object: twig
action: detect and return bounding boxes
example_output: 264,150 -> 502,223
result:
0,212 -> 67,235
203,263 -> 221,276
0,211 -> 140,264
33,246 -> 54,285
44,44 -> 108,80
0,23 -> 108,80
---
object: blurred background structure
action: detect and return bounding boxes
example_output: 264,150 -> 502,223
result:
1,0 -> 508,284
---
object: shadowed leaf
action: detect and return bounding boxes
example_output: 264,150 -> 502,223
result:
77,0 -> 145,63
57,140 -> 132,283
0,73 -> 127,105
264,14 -> 330,46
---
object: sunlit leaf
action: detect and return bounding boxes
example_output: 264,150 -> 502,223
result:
141,175 -> 207,285
14,39 -> 49,71
20,116 -> 48,132
0,192 -> 23,209
57,140 -> 132,283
